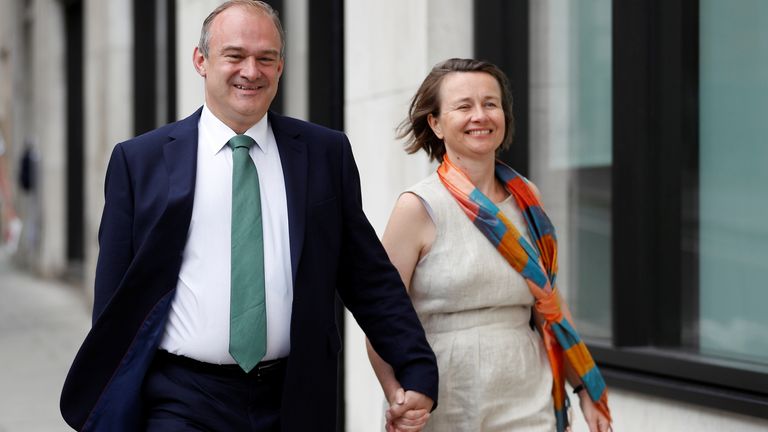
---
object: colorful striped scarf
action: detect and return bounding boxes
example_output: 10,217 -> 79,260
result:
437,155 -> 611,431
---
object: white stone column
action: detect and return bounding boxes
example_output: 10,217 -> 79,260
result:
175,0 -> 222,119
282,0 -> 309,120
344,1 -> 472,430
83,0 -> 134,299
3,1 -> 37,267
32,0 -> 67,277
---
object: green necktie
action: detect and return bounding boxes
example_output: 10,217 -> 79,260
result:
228,134 -> 266,373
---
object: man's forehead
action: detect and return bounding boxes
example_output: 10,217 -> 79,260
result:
209,8 -> 280,42
213,5 -> 274,28
218,45 -> 280,56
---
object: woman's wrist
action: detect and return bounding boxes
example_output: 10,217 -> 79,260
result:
572,384 -> 586,395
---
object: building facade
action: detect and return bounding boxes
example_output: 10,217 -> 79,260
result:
1,0 -> 766,430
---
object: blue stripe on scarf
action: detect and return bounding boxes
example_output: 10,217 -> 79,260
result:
520,259 -> 548,287
494,164 -> 519,184
470,189 -> 510,244
582,368 -> 607,399
551,321 -> 576,350
470,189 -> 498,213
527,205 -> 556,238
555,407 -> 568,432
519,236 -> 542,262
475,219 -> 504,248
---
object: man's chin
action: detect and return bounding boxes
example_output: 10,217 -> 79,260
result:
230,108 -> 268,126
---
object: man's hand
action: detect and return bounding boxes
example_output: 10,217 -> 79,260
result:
384,388 -> 433,432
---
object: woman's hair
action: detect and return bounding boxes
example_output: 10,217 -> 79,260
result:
397,58 -> 515,162
198,0 -> 286,59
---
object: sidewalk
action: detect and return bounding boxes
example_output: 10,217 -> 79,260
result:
0,253 -> 90,432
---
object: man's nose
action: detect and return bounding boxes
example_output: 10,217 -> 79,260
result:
240,57 -> 261,79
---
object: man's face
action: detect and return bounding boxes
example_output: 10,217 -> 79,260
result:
193,6 -> 284,133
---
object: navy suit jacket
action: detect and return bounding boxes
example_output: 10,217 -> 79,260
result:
60,109 -> 438,431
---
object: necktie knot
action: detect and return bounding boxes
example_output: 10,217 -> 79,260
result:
228,134 -> 256,150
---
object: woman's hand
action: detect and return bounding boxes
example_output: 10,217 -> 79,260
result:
577,389 -> 612,432
385,387 -> 432,432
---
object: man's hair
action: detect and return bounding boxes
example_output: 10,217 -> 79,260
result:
198,0 -> 286,58
397,58 -> 515,162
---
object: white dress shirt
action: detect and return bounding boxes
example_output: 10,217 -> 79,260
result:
159,106 -> 293,363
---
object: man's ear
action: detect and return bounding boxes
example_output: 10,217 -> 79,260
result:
193,47 -> 207,77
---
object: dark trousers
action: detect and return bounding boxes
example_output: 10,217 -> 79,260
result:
142,351 -> 287,432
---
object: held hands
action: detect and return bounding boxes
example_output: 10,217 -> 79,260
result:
385,388 -> 433,432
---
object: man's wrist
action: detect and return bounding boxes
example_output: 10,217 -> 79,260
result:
405,389 -> 434,411
384,385 -> 402,404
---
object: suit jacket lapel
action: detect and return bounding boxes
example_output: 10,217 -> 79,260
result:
161,108 -> 200,252
269,112 -> 307,283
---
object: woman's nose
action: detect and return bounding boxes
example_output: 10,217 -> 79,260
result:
470,105 -> 488,121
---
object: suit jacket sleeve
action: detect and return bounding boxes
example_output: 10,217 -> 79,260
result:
335,135 -> 439,404
93,143 -> 135,323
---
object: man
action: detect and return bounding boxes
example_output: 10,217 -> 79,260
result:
60,2 -> 437,431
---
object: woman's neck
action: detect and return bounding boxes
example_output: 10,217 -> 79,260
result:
448,153 -> 507,202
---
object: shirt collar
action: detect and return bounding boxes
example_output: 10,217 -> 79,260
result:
200,105 -> 271,155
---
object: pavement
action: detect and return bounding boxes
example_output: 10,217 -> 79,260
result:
0,252 -> 91,432
4,253 -> 768,432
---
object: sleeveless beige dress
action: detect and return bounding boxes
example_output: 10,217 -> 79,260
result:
406,173 -> 555,432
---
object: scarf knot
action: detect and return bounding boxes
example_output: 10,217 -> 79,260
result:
535,289 -> 563,323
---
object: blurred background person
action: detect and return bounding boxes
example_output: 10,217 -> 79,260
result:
0,126 -> 21,253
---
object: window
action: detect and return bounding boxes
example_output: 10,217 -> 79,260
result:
528,0 -> 613,341
697,0 -> 768,368
601,0 -> 768,418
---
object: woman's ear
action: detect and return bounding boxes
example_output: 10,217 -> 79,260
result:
427,113 -> 443,140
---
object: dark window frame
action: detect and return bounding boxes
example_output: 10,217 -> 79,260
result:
263,0 -> 283,114
64,0 -> 84,266
133,0 -> 158,134
308,1 -> 345,431
133,0 -> 177,133
473,0 -> 529,176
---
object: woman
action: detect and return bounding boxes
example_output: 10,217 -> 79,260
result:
368,59 -> 612,432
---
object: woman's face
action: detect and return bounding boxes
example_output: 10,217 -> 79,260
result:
428,71 -> 505,161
